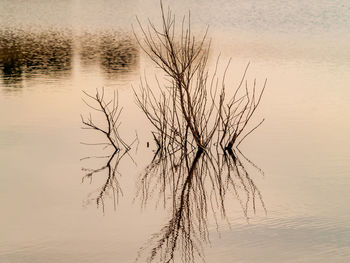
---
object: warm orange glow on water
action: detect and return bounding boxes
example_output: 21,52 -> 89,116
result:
1,1 -> 350,262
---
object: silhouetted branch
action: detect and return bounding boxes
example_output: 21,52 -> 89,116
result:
81,87 -> 129,152
134,2 -> 266,154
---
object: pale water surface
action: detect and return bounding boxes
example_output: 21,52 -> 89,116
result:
1,0 -> 350,262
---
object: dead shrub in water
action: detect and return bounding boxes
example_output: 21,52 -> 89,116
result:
133,6 -> 267,260
81,87 -> 129,151
133,2 -> 266,153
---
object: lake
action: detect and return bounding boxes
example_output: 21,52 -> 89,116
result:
1,0 -> 350,262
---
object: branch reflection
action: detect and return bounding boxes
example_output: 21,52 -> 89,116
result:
136,146 -> 266,263
82,149 -> 128,213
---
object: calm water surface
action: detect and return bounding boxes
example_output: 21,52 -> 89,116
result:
1,0 -> 350,262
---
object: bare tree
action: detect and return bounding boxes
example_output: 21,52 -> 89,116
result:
134,2 -> 266,153
81,87 -> 131,152
134,2 -> 223,151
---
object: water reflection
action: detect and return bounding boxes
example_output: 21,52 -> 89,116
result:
0,29 -> 139,90
78,31 -> 139,78
0,29 -> 73,88
81,128 -> 265,262
135,146 -> 265,262
81,143 -> 266,261
82,150 -> 126,212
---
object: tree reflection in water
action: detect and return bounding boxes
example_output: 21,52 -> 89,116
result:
82,150 -> 127,213
135,144 -> 265,263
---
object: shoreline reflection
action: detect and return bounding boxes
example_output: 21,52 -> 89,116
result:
78,31 -> 139,78
0,29 -> 73,88
0,29 -> 139,90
